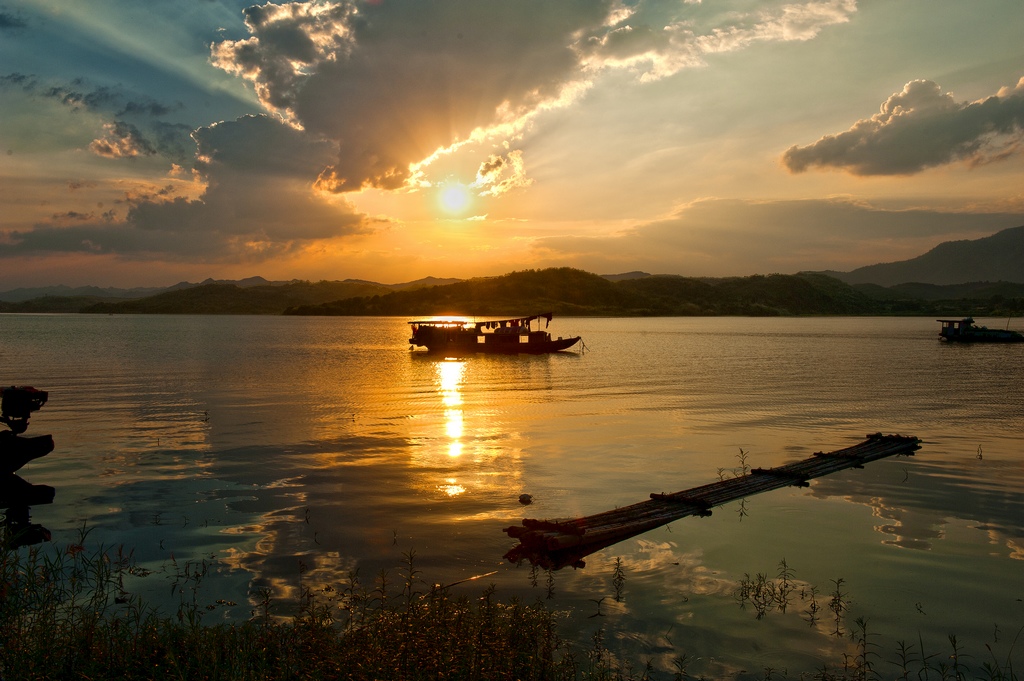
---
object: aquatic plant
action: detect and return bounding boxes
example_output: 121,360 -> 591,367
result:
612,556 -> 626,603
0,536 -> 578,681
3,538 -> 1021,681
732,559 -> 1022,681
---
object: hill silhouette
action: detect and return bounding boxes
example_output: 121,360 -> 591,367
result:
827,225 -> 1024,286
2,268 -> 1018,317
4,225 -> 1023,315
283,268 -> 882,317
79,280 -> 393,315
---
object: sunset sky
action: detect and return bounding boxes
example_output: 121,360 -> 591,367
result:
2,0 -> 1023,288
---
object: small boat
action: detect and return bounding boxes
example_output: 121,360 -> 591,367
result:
409,313 -> 581,354
937,317 -> 1024,343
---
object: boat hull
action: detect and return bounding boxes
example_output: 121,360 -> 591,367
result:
412,335 -> 581,355
941,337 -> 1024,343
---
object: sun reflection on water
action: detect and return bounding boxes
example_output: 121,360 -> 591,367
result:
407,356 -> 527,507
440,478 -> 467,497
438,359 -> 465,456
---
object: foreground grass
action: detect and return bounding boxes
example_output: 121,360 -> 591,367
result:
1,537 -> 589,681
2,539 -> 1021,681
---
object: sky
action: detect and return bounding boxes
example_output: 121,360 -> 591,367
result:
1,0 -> 1023,288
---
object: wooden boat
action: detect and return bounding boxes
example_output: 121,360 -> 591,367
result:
408,313 -> 581,354
937,317 -> 1024,343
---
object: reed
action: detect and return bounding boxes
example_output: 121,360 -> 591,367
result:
732,559 -> 1022,681
0,536 -> 584,681
3,539 -> 1021,681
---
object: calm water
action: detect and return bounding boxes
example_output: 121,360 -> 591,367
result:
2,314 -> 1022,678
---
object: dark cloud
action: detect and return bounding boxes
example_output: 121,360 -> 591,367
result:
0,115 -> 368,262
0,222 -> 230,258
212,0 -> 616,192
118,99 -> 176,118
783,78 -> 1024,175
192,113 -> 329,178
208,0 -> 859,193
40,79 -> 183,120
1,72 -> 36,90
89,121 -> 158,158
2,73 -> 193,163
151,121 -> 197,164
126,115 -> 367,240
50,211 -> 97,222
45,80 -> 122,112
0,6 -> 27,31
88,120 -> 193,164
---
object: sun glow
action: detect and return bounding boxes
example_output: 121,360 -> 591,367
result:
439,183 -> 472,214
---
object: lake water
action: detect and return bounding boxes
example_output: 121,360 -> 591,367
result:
2,314 -> 1022,678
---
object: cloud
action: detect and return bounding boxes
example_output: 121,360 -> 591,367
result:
1,1 -> 874,271
1,72 -> 37,91
473,150 -> 533,197
783,77 -> 1024,175
531,198 -> 1024,276
1,73 -> 192,161
210,0 -> 855,193
0,6 -> 27,31
576,0 -> 857,82
212,0 -> 615,192
0,115 -> 368,261
126,114 -> 368,242
89,121 -> 158,158
37,78 -> 181,120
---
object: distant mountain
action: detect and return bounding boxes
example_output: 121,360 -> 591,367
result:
0,275 -> 462,308
191,276 -> 282,288
0,278 -> 280,302
4,267 -> 1021,317
0,284 -> 168,303
70,276 -> 466,315
600,271 -> 652,282
79,280 -> 394,315
826,225 -> 1024,286
389,276 -> 462,290
855,280 -> 1024,302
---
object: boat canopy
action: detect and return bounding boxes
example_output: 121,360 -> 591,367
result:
408,313 -> 553,330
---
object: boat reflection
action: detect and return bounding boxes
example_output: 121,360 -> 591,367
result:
1,474 -> 55,548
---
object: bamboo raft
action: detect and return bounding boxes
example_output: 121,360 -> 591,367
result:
504,433 -> 921,570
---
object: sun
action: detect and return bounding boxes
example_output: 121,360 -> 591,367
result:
439,183 -> 472,214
